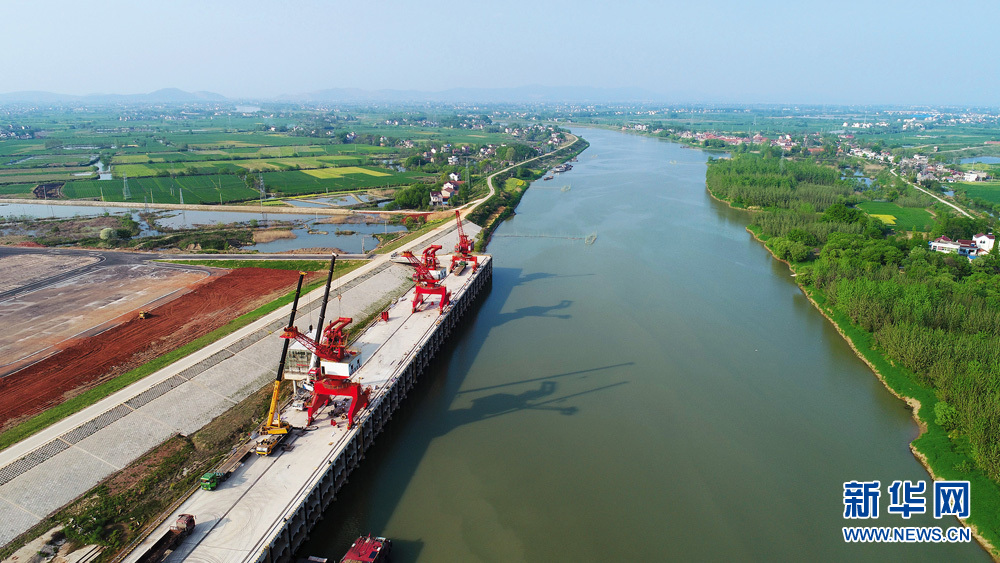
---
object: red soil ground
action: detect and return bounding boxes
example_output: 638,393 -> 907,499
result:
0,268 -> 313,431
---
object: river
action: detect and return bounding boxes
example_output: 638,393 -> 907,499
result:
299,128 -> 985,561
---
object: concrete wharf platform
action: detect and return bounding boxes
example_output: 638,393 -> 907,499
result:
127,255 -> 492,563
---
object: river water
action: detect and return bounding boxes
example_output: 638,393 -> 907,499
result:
299,128 -> 985,561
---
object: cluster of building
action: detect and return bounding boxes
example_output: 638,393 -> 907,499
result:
929,233 -> 995,258
899,154 -> 991,184
1,124 -> 33,140
674,130 -> 769,146
846,146 -> 894,162
430,172 -> 463,206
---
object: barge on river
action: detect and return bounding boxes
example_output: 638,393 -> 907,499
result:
124,253 -> 492,563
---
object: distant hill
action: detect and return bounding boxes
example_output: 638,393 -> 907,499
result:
280,85 -> 673,104
0,88 -> 228,105
0,85 -> 689,106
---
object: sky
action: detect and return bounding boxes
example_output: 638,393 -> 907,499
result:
2,0 -> 997,105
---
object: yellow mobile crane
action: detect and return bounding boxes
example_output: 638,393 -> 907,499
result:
255,272 -> 306,456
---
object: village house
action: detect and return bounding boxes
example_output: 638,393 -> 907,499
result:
448,172 -> 460,182
929,234 -> 995,257
974,233 -> 996,253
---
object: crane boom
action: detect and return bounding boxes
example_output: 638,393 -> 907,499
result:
280,317 -> 353,363
256,271 -> 306,455
310,253 -> 337,370
451,210 -> 478,272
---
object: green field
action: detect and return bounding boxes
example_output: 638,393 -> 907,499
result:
857,201 -> 934,231
110,155 -> 364,178
0,183 -> 35,197
4,154 -> 93,167
956,181 -> 1000,205
60,167 -> 419,204
62,175 -> 258,204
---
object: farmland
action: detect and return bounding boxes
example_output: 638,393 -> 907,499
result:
0,104 -> 568,209
62,166 -> 419,204
955,181 -> 1000,205
857,201 -> 934,231
111,155 -> 364,178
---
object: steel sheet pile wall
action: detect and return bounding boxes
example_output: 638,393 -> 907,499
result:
255,258 -> 492,563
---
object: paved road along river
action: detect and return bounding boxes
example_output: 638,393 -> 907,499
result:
299,128 -> 986,561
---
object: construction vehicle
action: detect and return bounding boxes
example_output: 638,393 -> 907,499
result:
201,435 -> 253,490
400,249 -> 451,314
450,210 -> 478,272
200,471 -> 225,490
138,311 -> 151,319
255,272 -> 306,456
135,514 -> 195,563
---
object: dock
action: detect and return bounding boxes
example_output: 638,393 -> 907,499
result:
125,254 -> 492,563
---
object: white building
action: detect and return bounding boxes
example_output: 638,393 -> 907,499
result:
974,233 -> 996,253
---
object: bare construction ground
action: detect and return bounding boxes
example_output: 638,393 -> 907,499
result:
0,263 -> 210,376
0,254 -> 98,294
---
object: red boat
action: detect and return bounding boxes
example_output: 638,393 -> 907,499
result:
340,535 -> 391,563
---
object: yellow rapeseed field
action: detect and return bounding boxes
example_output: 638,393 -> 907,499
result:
303,166 -> 390,179
870,214 -> 897,225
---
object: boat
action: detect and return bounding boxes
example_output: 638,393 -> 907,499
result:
543,175 -> 553,181
340,535 -> 391,563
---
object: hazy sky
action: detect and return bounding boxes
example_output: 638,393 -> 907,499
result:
3,0 -> 996,105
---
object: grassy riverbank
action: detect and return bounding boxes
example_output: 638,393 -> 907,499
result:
708,161 -> 1000,558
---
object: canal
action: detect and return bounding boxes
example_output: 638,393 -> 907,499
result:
299,128 -> 985,561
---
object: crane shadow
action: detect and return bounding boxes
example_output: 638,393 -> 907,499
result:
494,299 -> 573,325
446,380 -> 629,425
503,270 -> 596,288
457,362 -> 634,395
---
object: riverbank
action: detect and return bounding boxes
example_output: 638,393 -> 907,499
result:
709,188 -> 1000,560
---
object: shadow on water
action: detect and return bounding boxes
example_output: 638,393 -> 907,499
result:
457,362 -> 634,395
296,268 -> 630,561
494,299 -> 573,325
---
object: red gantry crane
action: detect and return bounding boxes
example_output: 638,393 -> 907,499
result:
451,210 -> 478,272
401,249 -> 451,314
281,318 -> 371,428
422,244 -> 442,270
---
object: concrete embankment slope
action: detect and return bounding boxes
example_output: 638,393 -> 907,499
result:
0,223 -> 475,547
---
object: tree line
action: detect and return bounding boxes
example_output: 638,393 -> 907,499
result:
707,152 -> 1000,481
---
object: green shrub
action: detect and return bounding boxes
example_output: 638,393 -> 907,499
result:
934,400 -> 960,431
